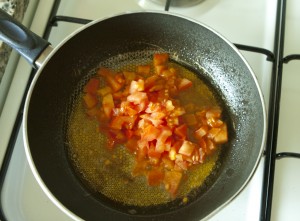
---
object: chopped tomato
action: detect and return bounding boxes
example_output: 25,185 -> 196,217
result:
82,53 -> 229,198
141,124 -> 160,142
156,127 -> 172,153
123,71 -> 136,83
177,78 -> 192,91
129,79 -> 145,94
137,65 -> 151,75
147,168 -> 164,186
195,125 -> 208,138
153,53 -> 169,66
102,93 -> 114,118
164,170 -> 182,197
84,78 -> 100,95
184,113 -> 198,126
97,86 -> 112,96
110,115 -> 137,130
99,68 -> 123,92
83,93 -> 98,109
174,124 -> 187,139
214,123 -> 228,144
178,140 -> 196,157
127,92 -> 148,104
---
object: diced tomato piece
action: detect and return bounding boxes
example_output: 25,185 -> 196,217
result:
97,86 -> 112,96
214,123 -> 228,144
141,124 -> 160,141
164,170 -> 182,197
175,158 -> 189,171
148,145 -> 162,159
198,148 -> 206,163
129,79 -> 145,94
195,125 -> 208,139
147,168 -> 164,186
144,75 -> 159,90
156,127 -> 172,153
132,157 -> 147,176
172,107 -> 186,117
110,115 -> 137,130
165,100 -> 175,112
161,69 -> 175,79
123,71 -> 136,83
83,93 -> 98,109
140,115 -> 163,128
127,92 -> 148,104
169,147 -> 177,161
207,127 -> 221,139
99,68 -> 123,92
184,113 -> 198,126
155,65 -> 168,75
177,78 -> 192,91
137,65 -> 151,75
153,53 -> 169,66
206,108 -> 222,119
102,93 -> 115,117
125,138 -> 138,153
84,78 -> 100,95
98,67 -> 112,77
161,156 -> 175,170
207,117 -> 224,128
174,124 -> 187,139
205,138 -> 216,155
119,101 -> 135,114
86,107 -> 101,118
178,140 -> 196,157
115,73 -> 125,85
106,74 -> 123,92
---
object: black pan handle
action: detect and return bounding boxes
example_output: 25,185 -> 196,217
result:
0,9 -> 50,68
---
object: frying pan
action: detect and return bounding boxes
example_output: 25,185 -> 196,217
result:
0,10 -> 266,221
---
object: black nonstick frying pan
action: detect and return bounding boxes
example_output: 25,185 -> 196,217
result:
0,10 -> 266,221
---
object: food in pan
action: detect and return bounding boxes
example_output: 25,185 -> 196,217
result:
79,53 -> 228,198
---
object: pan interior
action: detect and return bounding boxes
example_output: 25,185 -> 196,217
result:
65,50 -> 230,211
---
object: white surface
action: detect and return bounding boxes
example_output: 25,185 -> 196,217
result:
273,0 -> 300,220
0,0 -> 281,220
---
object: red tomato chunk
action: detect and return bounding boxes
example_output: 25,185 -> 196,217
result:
82,53 -> 228,197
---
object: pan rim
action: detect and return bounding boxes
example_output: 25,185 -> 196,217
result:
22,10 -> 267,221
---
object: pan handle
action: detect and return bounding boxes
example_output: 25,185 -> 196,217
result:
0,9 -> 50,68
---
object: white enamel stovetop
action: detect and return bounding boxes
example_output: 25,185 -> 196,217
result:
1,0 -> 299,221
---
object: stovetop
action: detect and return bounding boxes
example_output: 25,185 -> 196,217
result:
0,0 -> 299,220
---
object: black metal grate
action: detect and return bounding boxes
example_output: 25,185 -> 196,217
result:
0,0 -> 299,220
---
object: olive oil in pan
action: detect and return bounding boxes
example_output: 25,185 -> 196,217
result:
67,59 -> 224,206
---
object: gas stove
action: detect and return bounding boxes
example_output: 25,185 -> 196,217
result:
0,0 -> 299,220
